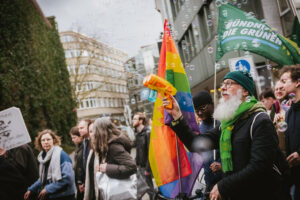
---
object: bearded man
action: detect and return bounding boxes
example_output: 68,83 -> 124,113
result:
163,71 -> 288,200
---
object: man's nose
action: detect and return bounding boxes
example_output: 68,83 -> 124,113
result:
221,85 -> 226,91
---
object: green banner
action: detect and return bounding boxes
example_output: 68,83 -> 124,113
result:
291,17 -> 300,48
216,3 -> 300,66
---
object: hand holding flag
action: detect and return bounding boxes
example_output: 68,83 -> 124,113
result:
148,19 -> 203,198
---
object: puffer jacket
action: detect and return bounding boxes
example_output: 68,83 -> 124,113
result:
105,134 -> 137,179
171,106 -> 288,200
84,134 -> 137,200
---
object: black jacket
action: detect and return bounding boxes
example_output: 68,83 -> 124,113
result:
286,101 -> 300,156
0,155 -> 27,200
6,144 -> 38,188
171,111 -> 288,200
285,101 -> 300,183
74,142 -> 84,186
0,144 -> 38,200
135,126 -> 151,171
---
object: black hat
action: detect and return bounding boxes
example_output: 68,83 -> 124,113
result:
193,90 -> 213,108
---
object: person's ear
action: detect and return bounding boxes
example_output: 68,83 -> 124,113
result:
242,88 -> 249,97
296,78 -> 300,88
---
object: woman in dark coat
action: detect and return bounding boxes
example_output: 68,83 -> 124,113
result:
83,117 -> 136,200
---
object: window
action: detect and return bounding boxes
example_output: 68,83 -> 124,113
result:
192,17 -> 203,52
99,98 -> 104,107
198,8 -> 210,44
179,39 -> 189,63
90,65 -> 96,73
278,0 -> 289,13
208,2 -> 218,35
82,50 -> 89,57
170,0 -> 186,19
80,101 -> 84,109
76,83 -> 81,92
104,98 -> 108,107
276,0 -> 294,36
61,35 -> 74,42
109,98 -> 113,107
179,26 -> 197,63
68,50 -> 81,57
79,65 -> 87,74
65,50 -> 71,58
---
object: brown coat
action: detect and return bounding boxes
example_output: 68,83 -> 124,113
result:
106,134 -> 137,179
83,134 -> 136,200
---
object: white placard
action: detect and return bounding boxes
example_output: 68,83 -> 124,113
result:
0,107 -> 31,150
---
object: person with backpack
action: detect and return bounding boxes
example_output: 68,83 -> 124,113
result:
163,71 -> 289,200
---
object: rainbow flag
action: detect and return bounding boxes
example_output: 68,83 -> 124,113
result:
148,20 -> 203,198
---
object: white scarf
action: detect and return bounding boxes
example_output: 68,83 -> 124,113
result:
84,150 -> 100,200
38,146 -> 62,184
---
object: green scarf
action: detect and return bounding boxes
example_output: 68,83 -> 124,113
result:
220,96 -> 265,173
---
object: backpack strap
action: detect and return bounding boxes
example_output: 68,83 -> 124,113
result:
250,112 -> 266,140
250,111 -> 283,175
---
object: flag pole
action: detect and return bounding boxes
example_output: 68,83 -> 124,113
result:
175,135 -> 182,193
213,62 -> 217,161
213,62 -> 217,128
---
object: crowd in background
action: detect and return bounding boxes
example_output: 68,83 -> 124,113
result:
163,64 -> 300,200
0,64 -> 300,200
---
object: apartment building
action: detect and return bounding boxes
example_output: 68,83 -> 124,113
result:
60,31 -> 129,123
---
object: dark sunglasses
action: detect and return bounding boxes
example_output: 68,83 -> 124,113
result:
195,104 -> 208,112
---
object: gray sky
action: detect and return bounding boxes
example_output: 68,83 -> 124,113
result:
37,0 -> 163,56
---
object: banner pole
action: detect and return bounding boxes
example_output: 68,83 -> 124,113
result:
213,62 -> 217,161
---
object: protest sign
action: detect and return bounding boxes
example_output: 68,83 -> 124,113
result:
0,107 -> 31,150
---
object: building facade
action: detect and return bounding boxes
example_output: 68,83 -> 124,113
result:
60,31 -> 129,122
125,43 -> 160,119
155,0 -> 297,96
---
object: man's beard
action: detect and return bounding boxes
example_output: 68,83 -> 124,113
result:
213,89 -> 243,121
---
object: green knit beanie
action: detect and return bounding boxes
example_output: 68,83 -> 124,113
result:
223,71 -> 255,96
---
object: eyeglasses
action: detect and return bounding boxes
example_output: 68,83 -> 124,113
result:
221,80 -> 238,89
195,104 -> 208,113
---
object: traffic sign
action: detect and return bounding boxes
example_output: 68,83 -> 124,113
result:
228,55 -> 258,80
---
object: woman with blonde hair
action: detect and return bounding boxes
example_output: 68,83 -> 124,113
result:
84,117 -> 136,200
24,129 -> 75,200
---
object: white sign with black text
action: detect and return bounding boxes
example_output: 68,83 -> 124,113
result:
0,107 -> 31,150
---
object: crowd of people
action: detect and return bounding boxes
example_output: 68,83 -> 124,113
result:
0,64 -> 300,200
0,116 -> 142,200
163,64 -> 300,200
